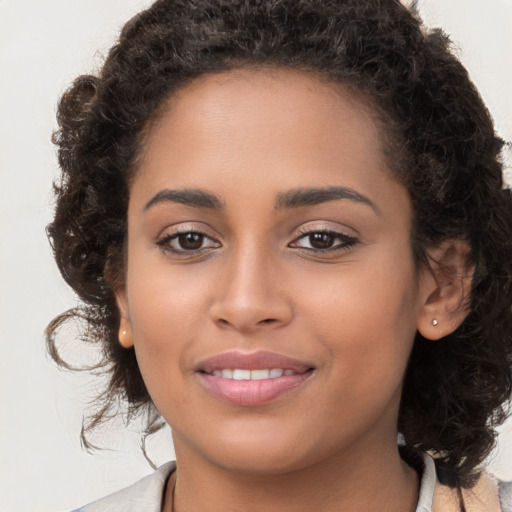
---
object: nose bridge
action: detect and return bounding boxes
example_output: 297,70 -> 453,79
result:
210,237 -> 292,331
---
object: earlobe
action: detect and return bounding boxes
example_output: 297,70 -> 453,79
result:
417,240 -> 474,341
118,322 -> 134,348
115,291 -> 134,349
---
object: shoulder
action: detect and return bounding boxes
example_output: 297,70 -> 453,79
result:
498,480 -> 512,512
413,452 -> 509,512
431,462 -> 508,512
71,461 -> 176,512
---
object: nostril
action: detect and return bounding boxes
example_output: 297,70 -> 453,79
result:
259,318 -> 277,324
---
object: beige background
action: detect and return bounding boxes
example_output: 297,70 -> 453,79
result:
0,1 -> 510,510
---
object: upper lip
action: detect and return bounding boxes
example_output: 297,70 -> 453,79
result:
196,351 -> 314,373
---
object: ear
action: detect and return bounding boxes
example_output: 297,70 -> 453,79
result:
417,240 -> 474,340
115,290 -> 134,349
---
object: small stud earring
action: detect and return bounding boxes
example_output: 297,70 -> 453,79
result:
432,319 -> 438,326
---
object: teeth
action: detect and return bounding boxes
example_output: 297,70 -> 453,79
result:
232,369 -> 251,380
210,368 -> 295,380
251,369 -> 270,380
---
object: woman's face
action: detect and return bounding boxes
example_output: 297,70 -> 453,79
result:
119,67 -> 431,474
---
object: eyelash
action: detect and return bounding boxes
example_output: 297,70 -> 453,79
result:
156,227 -> 358,256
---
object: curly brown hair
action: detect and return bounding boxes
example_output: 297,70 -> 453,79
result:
47,0 -> 512,487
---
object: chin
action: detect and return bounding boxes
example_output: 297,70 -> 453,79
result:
211,449 -> 313,476
198,427 -> 320,476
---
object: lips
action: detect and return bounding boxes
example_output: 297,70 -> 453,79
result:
196,351 -> 314,406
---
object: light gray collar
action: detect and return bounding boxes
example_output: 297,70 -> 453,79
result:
76,455 -> 439,512
415,453 -> 437,512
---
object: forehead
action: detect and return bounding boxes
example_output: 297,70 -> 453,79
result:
132,67 -> 398,210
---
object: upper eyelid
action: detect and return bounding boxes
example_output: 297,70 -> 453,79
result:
290,229 -> 358,245
159,229 -> 218,242
294,229 -> 356,239
292,223 -> 359,239
156,225 -> 220,250
156,222 -> 219,240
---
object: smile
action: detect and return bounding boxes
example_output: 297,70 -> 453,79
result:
199,370 -> 313,406
196,351 -> 315,406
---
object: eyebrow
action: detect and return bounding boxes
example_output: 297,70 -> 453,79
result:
144,185 -> 379,214
144,188 -> 224,211
275,186 -> 380,214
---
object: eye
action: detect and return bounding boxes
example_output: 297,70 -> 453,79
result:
157,229 -> 220,254
290,229 -> 358,253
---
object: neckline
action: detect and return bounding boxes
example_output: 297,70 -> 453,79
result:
161,452 -> 438,512
400,448 -> 437,512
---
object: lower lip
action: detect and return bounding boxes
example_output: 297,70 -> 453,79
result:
198,371 -> 313,406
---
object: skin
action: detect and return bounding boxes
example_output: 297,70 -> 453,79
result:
116,67 -> 469,511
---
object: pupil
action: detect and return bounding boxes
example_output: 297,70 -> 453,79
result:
179,233 -> 203,250
309,232 -> 333,249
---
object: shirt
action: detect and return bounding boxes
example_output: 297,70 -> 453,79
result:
73,453 -> 511,512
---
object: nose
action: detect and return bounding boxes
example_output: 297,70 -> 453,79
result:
209,247 -> 293,334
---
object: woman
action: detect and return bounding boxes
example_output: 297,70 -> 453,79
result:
47,0 -> 512,510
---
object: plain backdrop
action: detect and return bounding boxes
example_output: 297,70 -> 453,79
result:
0,1 -> 511,511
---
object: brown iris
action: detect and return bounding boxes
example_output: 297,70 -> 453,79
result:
308,232 -> 335,249
178,232 -> 204,250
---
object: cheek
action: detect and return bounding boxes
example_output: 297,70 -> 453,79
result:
297,249 -> 419,386
124,251 -> 212,388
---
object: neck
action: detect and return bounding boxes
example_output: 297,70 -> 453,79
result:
167,434 -> 419,512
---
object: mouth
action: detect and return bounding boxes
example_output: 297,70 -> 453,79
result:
196,351 -> 315,406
